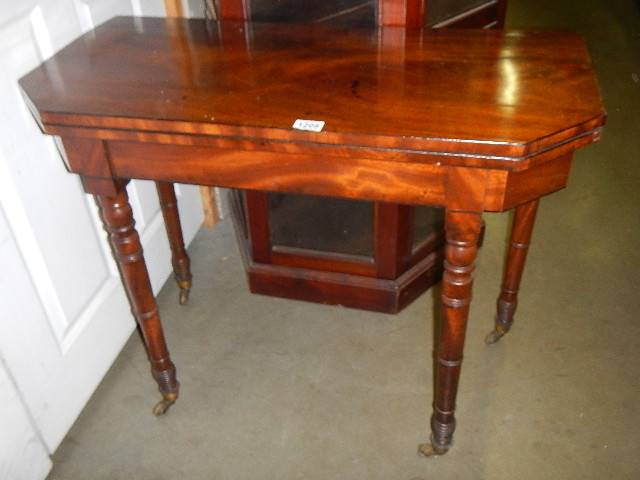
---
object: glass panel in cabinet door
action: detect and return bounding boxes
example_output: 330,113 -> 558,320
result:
413,206 -> 444,251
425,0 -> 492,26
269,193 -> 374,258
249,0 -> 376,27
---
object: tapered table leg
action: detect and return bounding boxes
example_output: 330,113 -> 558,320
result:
485,199 -> 539,345
96,189 -> 179,415
156,181 -> 193,305
419,210 -> 482,456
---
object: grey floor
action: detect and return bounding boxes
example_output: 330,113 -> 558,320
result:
48,0 -> 640,479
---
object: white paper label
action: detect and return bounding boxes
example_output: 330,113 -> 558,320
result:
292,119 -> 325,132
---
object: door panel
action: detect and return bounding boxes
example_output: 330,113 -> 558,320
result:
0,0 -> 203,469
0,1 -> 111,343
0,355 -> 51,480
74,0 -> 134,29
129,179 -> 161,231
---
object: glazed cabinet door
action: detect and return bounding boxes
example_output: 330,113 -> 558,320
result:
0,0 -> 203,475
426,0 -> 507,28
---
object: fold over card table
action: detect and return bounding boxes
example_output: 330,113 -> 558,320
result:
19,16 -> 606,456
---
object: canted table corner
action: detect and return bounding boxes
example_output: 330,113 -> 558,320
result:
19,16 -> 606,457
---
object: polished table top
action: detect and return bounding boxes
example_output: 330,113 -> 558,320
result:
20,17 -> 605,166
18,16 -> 606,457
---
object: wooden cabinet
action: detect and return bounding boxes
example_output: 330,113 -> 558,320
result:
231,191 -> 445,313
228,0 -> 504,312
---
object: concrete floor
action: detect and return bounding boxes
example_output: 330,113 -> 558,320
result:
48,0 -> 640,478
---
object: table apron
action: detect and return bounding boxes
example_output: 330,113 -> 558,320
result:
59,138 -> 573,211
107,140 -> 450,207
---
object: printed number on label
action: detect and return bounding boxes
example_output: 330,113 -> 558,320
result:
292,119 -> 325,132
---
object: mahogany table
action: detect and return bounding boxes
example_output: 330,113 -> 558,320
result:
19,16 -> 605,456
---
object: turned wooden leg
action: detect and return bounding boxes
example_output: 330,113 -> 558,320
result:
419,210 -> 482,457
97,189 -> 179,415
156,181 -> 192,305
485,199 -> 539,345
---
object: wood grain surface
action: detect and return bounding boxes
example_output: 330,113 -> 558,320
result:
18,14 -> 608,456
19,17 -> 605,162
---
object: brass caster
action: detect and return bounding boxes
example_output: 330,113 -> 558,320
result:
484,328 -> 505,345
418,442 -> 449,457
178,287 -> 190,305
177,279 -> 191,306
152,392 -> 178,416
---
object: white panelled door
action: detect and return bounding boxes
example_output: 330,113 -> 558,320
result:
0,0 -> 203,476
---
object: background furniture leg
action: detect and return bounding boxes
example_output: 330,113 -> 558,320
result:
156,182 -> 193,305
485,199 -> 539,345
96,189 -> 179,415
199,186 -> 220,228
419,210 -> 482,456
